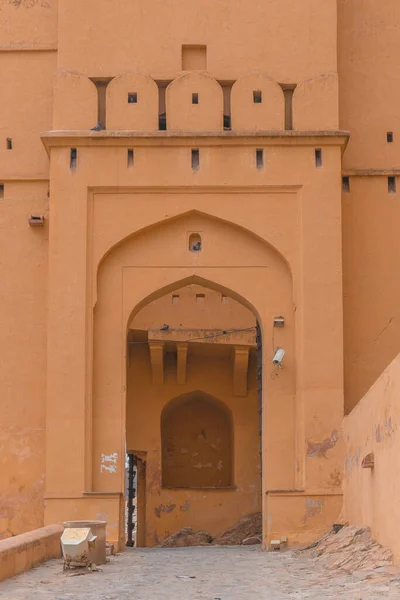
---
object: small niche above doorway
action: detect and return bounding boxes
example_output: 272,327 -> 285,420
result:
188,233 -> 202,252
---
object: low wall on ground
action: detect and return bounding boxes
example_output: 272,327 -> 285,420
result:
343,353 -> 400,564
0,524 -> 63,582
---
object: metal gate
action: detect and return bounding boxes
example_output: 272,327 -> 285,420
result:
256,321 -> 263,481
126,453 -> 137,547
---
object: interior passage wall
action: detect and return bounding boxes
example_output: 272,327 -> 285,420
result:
126,345 -> 260,547
57,0 -> 337,81
343,353 -> 400,564
342,177 -> 400,413
0,182 -> 49,539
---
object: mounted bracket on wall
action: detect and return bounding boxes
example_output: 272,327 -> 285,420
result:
28,214 -> 45,227
273,316 -> 285,328
361,452 -> 374,469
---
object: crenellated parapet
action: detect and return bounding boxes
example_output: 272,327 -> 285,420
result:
51,69 -> 339,133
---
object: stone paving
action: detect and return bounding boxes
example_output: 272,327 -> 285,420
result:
1,546 -> 400,600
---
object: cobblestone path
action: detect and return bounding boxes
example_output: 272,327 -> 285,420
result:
1,546 -> 400,599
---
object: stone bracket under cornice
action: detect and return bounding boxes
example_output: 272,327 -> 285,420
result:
232,345 -> 250,397
149,342 -> 164,386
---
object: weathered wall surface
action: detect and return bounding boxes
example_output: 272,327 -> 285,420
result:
0,183 -> 49,540
0,524 -> 62,582
343,353 -> 400,564
0,2 -> 55,541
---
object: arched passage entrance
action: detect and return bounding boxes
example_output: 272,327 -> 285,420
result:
91,210 -> 294,547
125,281 -> 261,546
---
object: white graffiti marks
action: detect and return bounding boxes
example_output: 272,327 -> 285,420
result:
100,452 -> 118,474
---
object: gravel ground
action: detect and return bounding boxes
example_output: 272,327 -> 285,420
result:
1,546 -> 400,600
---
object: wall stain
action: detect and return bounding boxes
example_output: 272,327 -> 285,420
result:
375,424 -> 382,443
154,503 -> 176,518
329,468 -> 342,487
345,448 -> 360,475
180,500 -> 190,512
2,0 -> 50,8
307,430 -> 338,458
304,498 -> 324,522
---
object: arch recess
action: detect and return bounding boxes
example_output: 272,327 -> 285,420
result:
161,391 -> 234,488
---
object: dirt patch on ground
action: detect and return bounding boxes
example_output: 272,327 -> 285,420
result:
212,512 -> 262,546
160,527 -> 212,548
160,512 -> 262,548
299,526 -> 393,572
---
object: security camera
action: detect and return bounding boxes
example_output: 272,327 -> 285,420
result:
272,347 -> 285,366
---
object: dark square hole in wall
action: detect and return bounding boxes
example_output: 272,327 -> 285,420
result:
387,132 -> 394,143
0,184 -> 4,199
256,149 -> 264,169
128,93 -> 138,104
6,138 -> 12,150
253,90 -> 262,103
127,149 -> 134,168
70,148 -> 77,170
191,149 -> 200,170
192,93 -> 199,104
315,148 -> 323,168
342,176 -> 350,193
388,176 -> 397,194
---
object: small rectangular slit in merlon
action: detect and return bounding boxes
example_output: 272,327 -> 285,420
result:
191,149 -> 200,170
6,138 -> 12,150
388,176 -> 396,194
256,149 -> 264,169
127,149 -> 134,168
315,148 -> 322,168
342,176 -> 350,193
70,148 -> 77,170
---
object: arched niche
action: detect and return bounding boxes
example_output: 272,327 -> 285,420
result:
231,73 -> 284,131
293,73 -> 339,130
53,69 -> 97,130
107,72 -> 159,130
161,391 -> 233,488
166,73 -> 223,130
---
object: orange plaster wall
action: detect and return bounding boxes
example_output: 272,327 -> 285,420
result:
0,182 -> 49,540
0,52 -> 55,178
0,0 -> 57,47
343,353 -> 400,564
57,0 -> 337,81
342,177 -> 400,413
126,345 -> 260,546
338,0 -> 400,411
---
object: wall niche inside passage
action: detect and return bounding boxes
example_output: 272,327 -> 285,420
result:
161,391 -> 233,488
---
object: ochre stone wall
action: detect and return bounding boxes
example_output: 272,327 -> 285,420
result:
343,353 -> 400,564
1,0 -> 399,554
